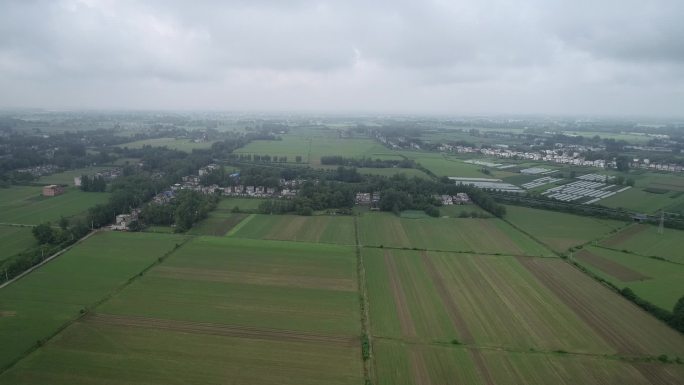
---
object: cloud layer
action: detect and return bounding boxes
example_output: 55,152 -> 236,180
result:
1,0 -> 683,115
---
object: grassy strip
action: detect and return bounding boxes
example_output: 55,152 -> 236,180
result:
355,216 -> 375,385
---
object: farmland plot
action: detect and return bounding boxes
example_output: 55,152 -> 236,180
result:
1,237 -> 363,384
0,186 -> 110,225
0,232 -> 186,370
99,237 -> 360,334
574,245 -> 684,309
358,212 -> 551,256
188,211 -> 247,236
229,214 -> 356,245
602,224 -> 684,264
504,205 -> 626,252
0,225 -> 36,262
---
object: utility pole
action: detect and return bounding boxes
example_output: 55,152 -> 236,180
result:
659,210 -> 665,235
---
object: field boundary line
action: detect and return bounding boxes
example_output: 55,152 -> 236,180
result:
0,229 -> 100,290
354,215 -> 376,385
225,213 -> 255,236
592,244 -> 684,267
0,234 -> 194,376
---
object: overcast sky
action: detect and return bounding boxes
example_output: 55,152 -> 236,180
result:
1,0 -> 683,116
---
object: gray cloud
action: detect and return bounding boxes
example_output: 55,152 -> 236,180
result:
0,0 -> 682,115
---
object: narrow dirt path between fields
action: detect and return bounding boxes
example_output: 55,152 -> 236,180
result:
420,251 -> 495,385
86,313 -> 358,347
383,250 -> 417,337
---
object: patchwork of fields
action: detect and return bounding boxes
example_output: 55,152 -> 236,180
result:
602,224 -> 684,264
366,249 -> 684,384
0,237 -> 363,384
118,137 -> 217,152
1,199 -> 682,384
0,231 -> 186,370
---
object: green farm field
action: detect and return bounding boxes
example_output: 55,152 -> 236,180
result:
366,249 -> 684,384
217,197 -> 266,212
573,245 -> 684,309
188,211 -> 247,236
0,231 -> 186,370
37,167 -> 112,186
0,225 -> 36,262
373,339 -> 681,385
504,205 -> 626,252
229,214 -> 356,245
0,186 -> 110,225
601,224 -> 684,264
356,167 -> 431,179
358,212 -> 551,256
600,187 -> 684,213
99,237 -> 360,334
119,137 -> 217,152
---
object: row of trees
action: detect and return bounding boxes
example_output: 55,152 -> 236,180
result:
320,156 -> 415,169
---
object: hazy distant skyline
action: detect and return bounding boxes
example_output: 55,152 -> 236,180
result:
1,0 -> 683,116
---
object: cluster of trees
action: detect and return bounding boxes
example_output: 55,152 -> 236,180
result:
140,190 -> 218,232
320,156 -> 415,169
79,175 -> 107,192
366,174 -> 506,217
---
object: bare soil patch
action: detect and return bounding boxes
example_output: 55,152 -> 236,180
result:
0,310 -> 16,317
602,225 -> 647,247
383,250 -> 417,337
214,213 -> 248,235
632,363 -> 684,385
86,313 -> 357,347
575,249 -> 650,282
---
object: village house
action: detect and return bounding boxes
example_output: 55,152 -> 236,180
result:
42,184 -> 65,197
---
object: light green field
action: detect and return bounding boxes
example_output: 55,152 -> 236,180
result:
574,246 -> 684,309
504,205 -> 626,253
358,212 -> 551,256
229,214 -> 356,245
438,204 -> 492,218
236,134 -> 394,166
0,231 -> 185,370
119,137 -> 216,152
0,186 -> 111,225
601,224 -> 684,264
402,152 -> 486,177
37,167 -> 112,186
357,167 -> 431,179
601,187 -> 684,214
0,225 -> 36,262
217,197 -> 265,211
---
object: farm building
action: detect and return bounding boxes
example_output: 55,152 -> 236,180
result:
42,184 -> 65,197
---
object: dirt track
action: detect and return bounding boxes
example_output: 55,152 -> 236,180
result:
575,249 -> 650,282
383,250 -> 417,337
85,313 -> 357,347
